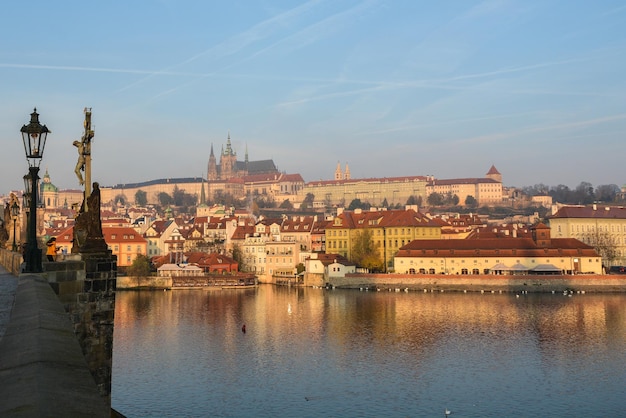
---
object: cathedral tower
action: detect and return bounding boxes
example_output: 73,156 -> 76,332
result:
207,144 -> 218,180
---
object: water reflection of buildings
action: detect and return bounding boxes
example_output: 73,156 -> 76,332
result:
114,289 -> 626,366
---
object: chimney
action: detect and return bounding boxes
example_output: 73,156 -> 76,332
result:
593,204 -> 597,210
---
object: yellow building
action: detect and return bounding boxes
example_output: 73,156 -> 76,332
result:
394,223 -> 602,275
425,165 -> 504,206
548,204 -> 626,267
301,175 -> 428,208
325,208 -> 441,271
299,165 -> 504,209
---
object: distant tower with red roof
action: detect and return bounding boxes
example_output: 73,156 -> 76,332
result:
486,165 -> 502,183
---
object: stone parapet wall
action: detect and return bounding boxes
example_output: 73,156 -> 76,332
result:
0,274 -> 109,417
0,248 -> 24,275
44,253 -> 117,399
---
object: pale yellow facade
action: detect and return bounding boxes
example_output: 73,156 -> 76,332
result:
300,176 -> 428,208
549,205 -> 626,266
394,252 -> 602,275
426,179 -> 503,206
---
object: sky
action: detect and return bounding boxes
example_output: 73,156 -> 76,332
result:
1,0 -> 626,196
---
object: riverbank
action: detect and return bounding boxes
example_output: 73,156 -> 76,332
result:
116,272 -> 626,293
117,274 -> 257,290
327,273 -> 626,293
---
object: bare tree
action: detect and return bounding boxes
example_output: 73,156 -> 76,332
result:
581,228 -> 619,267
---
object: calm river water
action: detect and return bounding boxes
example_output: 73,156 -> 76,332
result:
111,286 -> 626,417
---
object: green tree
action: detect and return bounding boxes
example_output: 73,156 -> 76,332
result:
114,194 -> 127,206
280,199 -> 293,209
295,263 -> 305,275
158,192 -> 173,207
135,189 -> 147,207
231,244 -> 246,271
300,193 -> 315,210
465,195 -> 478,207
406,195 -> 420,206
595,184 -> 619,202
427,192 -> 443,206
350,229 -> 383,271
348,198 -> 371,211
582,229 -> 619,267
127,254 -> 152,277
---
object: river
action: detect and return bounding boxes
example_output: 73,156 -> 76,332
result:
111,286 -> 626,417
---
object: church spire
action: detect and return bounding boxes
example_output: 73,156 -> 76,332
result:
335,161 -> 343,180
199,176 -> 207,206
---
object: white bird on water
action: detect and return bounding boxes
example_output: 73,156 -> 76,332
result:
445,408 -> 452,416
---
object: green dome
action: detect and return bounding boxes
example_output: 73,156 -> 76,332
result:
40,169 -> 58,193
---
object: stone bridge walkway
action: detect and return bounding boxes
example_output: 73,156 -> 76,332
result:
0,264 -> 17,341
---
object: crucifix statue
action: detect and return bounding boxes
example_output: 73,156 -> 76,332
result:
72,108 -> 107,253
74,108 -> 94,197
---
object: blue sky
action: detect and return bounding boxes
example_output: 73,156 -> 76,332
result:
1,0 -> 626,195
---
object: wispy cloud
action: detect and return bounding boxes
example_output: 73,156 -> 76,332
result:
455,113 -> 626,145
118,0 -> 330,94
0,63 -> 191,75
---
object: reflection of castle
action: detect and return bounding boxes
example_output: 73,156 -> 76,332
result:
207,133 -> 279,180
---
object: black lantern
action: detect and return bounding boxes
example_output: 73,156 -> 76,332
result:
21,108 -> 50,167
20,108 -> 50,273
11,200 -> 19,252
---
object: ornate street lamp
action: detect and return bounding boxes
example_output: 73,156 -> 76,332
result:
11,200 -> 19,252
20,108 -> 50,273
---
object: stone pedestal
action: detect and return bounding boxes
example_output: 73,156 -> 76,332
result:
45,250 -> 117,400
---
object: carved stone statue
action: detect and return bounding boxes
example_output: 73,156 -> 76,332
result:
73,140 -> 86,185
73,182 -> 108,253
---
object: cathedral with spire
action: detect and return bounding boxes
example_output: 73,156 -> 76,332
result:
207,133 -> 279,181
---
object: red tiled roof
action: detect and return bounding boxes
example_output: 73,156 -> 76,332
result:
428,178 -> 499,185
306,253 -> 355,266
328,209 -> 440,230
550,205 -> 626,219
486,165 -> 500,175
397,237 -> 596,256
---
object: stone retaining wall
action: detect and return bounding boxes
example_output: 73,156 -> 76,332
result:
329,273 -> 626,293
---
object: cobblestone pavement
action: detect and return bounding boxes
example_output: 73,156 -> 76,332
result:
0,265 -> 18,340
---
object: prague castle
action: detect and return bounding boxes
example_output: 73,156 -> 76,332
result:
207,133 -> 279,180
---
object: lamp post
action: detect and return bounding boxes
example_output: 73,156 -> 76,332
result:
11,200 -> 19,252
20,108 -> 50,273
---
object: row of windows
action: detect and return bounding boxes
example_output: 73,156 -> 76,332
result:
328,228 -> 437,237
112,245 -> 143,253
110,234 -> 136,240
567,224 -> 626,233
399,258 -> 598,265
